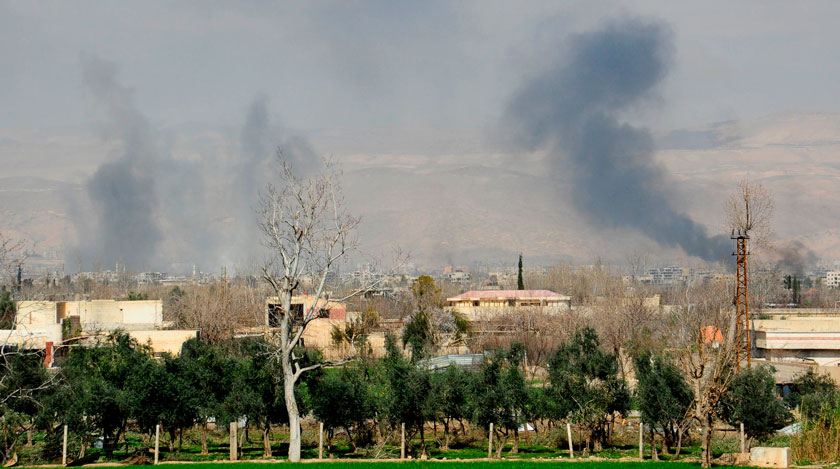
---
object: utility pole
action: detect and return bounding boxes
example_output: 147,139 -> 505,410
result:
732,229 -> 751,369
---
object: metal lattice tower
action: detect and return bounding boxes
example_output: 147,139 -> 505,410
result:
732,230 -> 750,369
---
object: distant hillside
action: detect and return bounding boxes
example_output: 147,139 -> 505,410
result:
2,113 -> 840,270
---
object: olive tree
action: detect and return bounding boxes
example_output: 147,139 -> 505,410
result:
719,365 -> 791,448
668,281 -> 740,468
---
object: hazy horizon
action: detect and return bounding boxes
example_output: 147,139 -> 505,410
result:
3,2 -> 840,273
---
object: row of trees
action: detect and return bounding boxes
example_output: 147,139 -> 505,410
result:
0,331 -> 322,463
2,323 -> 808,465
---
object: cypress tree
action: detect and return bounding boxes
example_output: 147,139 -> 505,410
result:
517,253 -> 524,290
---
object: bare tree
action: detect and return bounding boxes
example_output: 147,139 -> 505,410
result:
725,178 -> 773,249
668,280 -> 739,468
0,235 -> 54,465
0,233 -> 26,287
169,282 -> 263,344
258,151 -> 363,462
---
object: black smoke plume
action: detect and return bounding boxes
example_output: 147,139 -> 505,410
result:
74,58 -> 316,272
506,19 -> 729,261
775,241 -> 817,277
80,57 -> 162,268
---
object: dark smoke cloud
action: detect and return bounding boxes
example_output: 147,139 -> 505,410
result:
74,58 -> 317,272
506,18 -> 729,261
79,57 -> 162,268
775,241 -> 817,277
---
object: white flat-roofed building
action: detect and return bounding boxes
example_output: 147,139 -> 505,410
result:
754,317 -> 840,366
825,271 -> 840,288
447,289 -> 571,320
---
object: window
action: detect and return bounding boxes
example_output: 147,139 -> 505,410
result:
268,303 -> 304,327
507,300 -> 515,307
473,301 -> 480,307
268,305 -> 282,327
291,303 -> 304,321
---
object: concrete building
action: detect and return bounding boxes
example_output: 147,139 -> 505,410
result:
753,317 -> 840,366
265,295 -> 347,327
16,299 -> 163,330
642,266 -> 692,285
825,271 -> 840,288
259,295 -> 383,360
447,289 -> 571,320
3,299 -> 197,358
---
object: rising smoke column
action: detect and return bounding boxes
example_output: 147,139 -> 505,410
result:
506,19 -> 729,261
75,58 -> 321,272
80,57 -> 162,268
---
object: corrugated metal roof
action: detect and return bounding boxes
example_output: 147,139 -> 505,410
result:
447,290 -> 570,301
420,353 -> 485,371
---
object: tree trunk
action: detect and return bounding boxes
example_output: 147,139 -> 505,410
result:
511,428 -> 519,454
168,428 -> 175,454
263,423 -> 272,457
420,424 -> 427,459
285,380 -> 302,462
674,427 -> 683,460
344,426 -> 356,452
442,421 -> 450,451
201,421 -> 208,455
651,430 -> 659,461
701,415 -> 712,468
495,432 -> 505,459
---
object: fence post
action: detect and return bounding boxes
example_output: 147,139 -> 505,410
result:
230,422 -> 238,461
488,423 -> 494,459
566,423 -> 574,458
400,423 -> 405,459
154,424 -> 160,465
740,422 -> 745,453
62,424 -> 68,466
318,422 -> 324,460
639,422 -> 644,460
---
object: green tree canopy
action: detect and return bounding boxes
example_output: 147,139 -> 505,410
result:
310,366 -> 377,449
383,334 -> 434,456
469,343 -> 529,456
548,327 -> 629,452
785,368 -> 837,415
719,365 -> 791,444
633,351 -> 693,452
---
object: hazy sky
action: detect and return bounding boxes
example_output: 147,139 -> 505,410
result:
3,1 -> 840,133
3,1 -> 840,271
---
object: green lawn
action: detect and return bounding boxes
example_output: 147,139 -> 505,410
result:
74,462 -> 702,469
14,427 -> 787,466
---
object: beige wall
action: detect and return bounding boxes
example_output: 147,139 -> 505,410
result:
18,300 -> 163,330
451,301 -> 570,321
0,324 -> 62,349
753,318 -> 840,366
300,318 -> 389,360
15,301 -> 58,327
127,330 -> 199,356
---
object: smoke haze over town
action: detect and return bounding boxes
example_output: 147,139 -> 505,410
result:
3,1 -> 840,274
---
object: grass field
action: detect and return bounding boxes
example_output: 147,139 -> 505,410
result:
13,427 -> 792,466
21,462 -> 705,469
